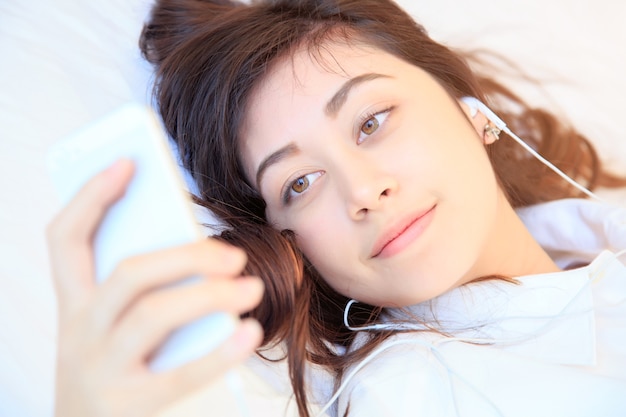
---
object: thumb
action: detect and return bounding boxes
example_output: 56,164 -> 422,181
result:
47,159 -> 135,317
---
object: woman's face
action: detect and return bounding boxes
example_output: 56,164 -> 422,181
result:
240,42 -> 514,307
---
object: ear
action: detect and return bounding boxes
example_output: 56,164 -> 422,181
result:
457,99 -> 498,145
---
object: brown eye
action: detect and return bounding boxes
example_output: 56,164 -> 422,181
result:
291,176 -> 309,193
283,171 -> 324,204
361,116 -> 379,135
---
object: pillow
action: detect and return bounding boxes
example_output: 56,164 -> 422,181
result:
1,0 -> 624,415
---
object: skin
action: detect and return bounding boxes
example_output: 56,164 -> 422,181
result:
48,159 -> 264,417
241,41 -> 559,307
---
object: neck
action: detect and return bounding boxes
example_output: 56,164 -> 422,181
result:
468,193 -> 561,282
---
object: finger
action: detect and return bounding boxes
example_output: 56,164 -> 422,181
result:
107,276 -> 263,367
90,239 -> 248,334
47,159 -> 135,312
153,318 -> 263,405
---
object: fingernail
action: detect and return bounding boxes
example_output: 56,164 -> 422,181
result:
229,320 -> 263,355
237,277 -> 264,296
224,246 -> 248,267
104,158 -> 132,179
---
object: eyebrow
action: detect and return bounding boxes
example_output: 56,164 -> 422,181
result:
325,72 -> 391,117
255,142 -> 300,189
255,72 -> 391,189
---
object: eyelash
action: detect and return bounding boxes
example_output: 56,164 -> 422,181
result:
356,106 -> 393,144
281,171 -> 324,204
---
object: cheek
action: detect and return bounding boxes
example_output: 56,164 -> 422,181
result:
292,215 -> 337,264
287,210 -> 355,291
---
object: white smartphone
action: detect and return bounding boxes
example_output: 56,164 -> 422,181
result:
47,103 -> 237,372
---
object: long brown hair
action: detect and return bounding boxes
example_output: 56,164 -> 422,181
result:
140,1 -> 626,415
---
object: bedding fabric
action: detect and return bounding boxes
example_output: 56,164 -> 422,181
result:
0,0 -> 625,416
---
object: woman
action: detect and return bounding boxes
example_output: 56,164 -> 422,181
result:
140,0 -> 626,415
139,0 -> 626,415
50,0 -> 626,416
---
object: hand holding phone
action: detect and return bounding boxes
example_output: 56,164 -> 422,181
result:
47,104 -> 243,371
45,104 -> 263,417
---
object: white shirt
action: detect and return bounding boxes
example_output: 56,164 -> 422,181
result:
336,199 -> 626,417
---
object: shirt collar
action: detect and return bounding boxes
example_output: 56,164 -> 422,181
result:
386,253 -> 626,367
517,199 -> 626,268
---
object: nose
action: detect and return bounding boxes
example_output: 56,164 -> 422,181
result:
339,156 -> 397,220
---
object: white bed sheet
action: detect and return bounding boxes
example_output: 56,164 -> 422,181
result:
0,1 -> 624,416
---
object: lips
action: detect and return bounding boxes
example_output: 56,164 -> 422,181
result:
370,204 -> 436,258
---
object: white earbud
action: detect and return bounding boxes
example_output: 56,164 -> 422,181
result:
460,96 -> 603,202
461,96 -> 507,130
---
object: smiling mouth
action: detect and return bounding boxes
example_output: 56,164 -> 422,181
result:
371,205 -> 436,258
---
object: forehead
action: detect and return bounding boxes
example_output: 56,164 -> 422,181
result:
244,38 -> 427,131
238,41 -> 438,187
240,43 -> 399,155
250,42 -> 393,108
